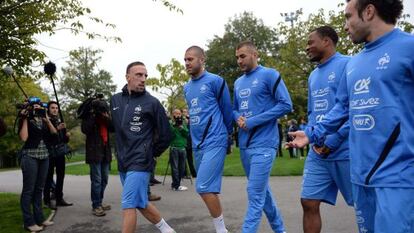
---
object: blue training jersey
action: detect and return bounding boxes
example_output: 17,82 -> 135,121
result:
306,29 -> 414,187
233,65 -> 292,149
307,52 -> 350,161
184,71 -> 233,150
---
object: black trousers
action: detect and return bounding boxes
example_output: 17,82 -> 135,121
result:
43,155 -> 66,203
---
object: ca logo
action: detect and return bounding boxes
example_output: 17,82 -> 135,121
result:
354,77 -> 371,95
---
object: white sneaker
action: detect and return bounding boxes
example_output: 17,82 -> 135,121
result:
42,220 -> 54,226
26,224 -> 43,232
175,185 -> 188,191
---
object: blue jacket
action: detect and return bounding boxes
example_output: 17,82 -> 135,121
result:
184,71 -> 233,150
233,65 -> 292,149
306,29 -> 414,187
110,85 -> 172,172
307,52 -> 350,160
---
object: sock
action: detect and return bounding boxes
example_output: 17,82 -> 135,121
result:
213,214 -> 228,233
155,218 -> 175,233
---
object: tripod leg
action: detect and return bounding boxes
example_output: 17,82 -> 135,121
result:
162,157 -> 170,185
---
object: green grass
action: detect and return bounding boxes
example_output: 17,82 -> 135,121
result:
0,193 -> 51,233
65,147 -> 305,176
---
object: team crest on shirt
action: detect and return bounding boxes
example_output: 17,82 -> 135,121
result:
134,105 -> 142,114
252,78 -> 259,87
200,84 -> 208,93
376,53 -> 390,70
328,72 -> 336,83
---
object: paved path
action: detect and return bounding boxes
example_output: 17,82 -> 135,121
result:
0,170 -> 356,233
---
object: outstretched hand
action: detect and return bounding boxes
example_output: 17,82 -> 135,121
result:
286,131 -> 310,148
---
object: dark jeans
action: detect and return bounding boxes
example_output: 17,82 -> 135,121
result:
170,147 -> 186,189
44,155 -> 66,203
20,155 -> 49,228
89,161 -> 109,209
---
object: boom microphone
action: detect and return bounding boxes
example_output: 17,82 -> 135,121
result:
3,66 -> 28,98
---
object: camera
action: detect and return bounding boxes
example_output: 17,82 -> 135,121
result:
77,94 -> 109,119
174,116 -> 183,126
17,97 -> 48,119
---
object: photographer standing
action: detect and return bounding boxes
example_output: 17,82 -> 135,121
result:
18,98 -> 57,232
81,96 -> 113,217
169,109 -> 188,191
43,101 -> 73,209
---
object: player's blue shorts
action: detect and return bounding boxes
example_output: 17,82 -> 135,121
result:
301,152 -> 353,206
193,146 -> 226,194
353,184 -> 414,233
119,171 -> 150,209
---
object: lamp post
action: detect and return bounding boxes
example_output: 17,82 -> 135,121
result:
280,8 -> 302,27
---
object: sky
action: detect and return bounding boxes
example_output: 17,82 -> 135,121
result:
36,0 -> 414,98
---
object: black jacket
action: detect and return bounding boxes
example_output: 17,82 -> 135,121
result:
110,86 -> 172,172
81,114 -> 113,164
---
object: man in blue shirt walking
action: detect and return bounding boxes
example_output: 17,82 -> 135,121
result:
233,41 -> 292,233
301,26 -> 353,233
184,46 -> 233,233
288,1 -> 414,232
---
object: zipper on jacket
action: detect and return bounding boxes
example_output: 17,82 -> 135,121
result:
364,123 -> 400,185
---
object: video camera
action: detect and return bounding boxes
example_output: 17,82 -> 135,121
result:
77,93 -> 109,119
173,116 -> 183,126
17,96 -> 48,119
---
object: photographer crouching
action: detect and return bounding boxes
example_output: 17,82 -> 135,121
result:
43,101 -> 73,209
80,94 -> 113,217
18,97 -> 57,232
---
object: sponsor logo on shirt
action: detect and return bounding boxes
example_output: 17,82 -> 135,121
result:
350,98 -> 380,109
311,87 -> 329,97
240,100 -> 248,110
313,99 -> 329,112
316,114 -> 325,122
191,98 -> 198,107
190,116 -> 200,125
239,88 -> 251,98
376,53 -> 390,70
352,114 -> 375,131
354,77 -> 371,95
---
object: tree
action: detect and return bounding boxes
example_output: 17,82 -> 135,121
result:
0,0 -> 121,76
146,58 -> 189,113
59,47 -> 116,128
205,12 -> 279,94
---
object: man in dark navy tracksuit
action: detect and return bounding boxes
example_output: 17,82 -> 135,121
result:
111,61 -> 175,233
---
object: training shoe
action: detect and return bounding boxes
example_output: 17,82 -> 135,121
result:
148,193 -> 161,201
26,224 -> 43,232
44,201 -> 57,210
101,203 -> 111,211
173,185 -> 188,191
42,220 -> 54,226
92,206 -> 106,217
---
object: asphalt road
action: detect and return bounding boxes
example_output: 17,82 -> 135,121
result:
0,170 -> 357,233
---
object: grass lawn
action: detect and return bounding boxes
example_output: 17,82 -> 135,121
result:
65,147 -> 305,176
0,193 -> 51,233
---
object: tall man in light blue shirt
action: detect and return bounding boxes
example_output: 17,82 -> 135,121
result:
233,41 -> 292,233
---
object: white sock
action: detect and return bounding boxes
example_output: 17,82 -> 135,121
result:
213,214 -> 228,233
155,218 -> 175,233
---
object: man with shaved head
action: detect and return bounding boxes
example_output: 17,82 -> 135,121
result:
234,41 -> 292,233
169,108 -> 189,191
184,46 -> 233,233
